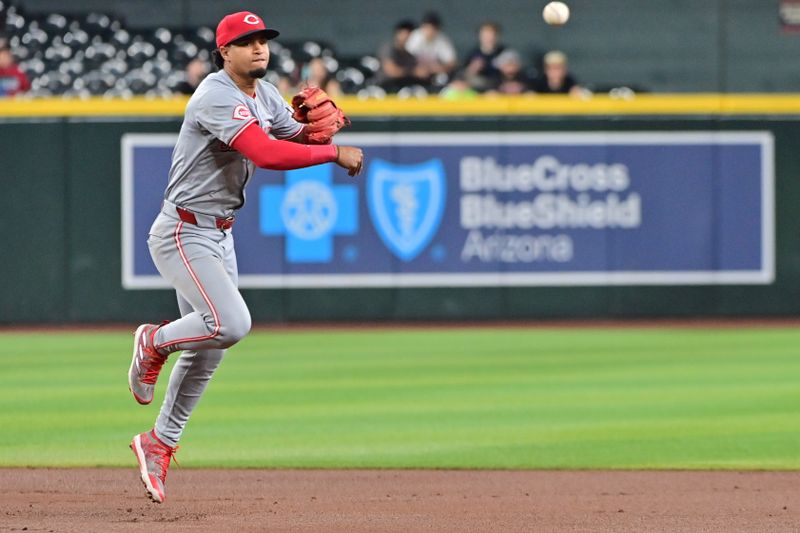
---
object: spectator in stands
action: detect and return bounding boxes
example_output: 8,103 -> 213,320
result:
531,50 -> 582,96
440,75 -> 479,101
485,49 -> 530,94
464,22 -> 505,92
0,42 -> 30,97
378,20 -> 429,92
405,12 -> 457,81
276,75 -> 296,98
173,58 -> 210,95
301,57 -> 342,98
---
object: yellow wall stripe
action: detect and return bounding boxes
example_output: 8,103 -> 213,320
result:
1,94 -> 800,117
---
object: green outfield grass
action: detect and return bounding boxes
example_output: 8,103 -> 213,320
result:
0,327 -> 798,469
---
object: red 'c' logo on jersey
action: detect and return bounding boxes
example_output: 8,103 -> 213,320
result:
232,105 -> 251,120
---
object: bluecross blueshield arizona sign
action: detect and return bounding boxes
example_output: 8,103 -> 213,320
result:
122,132 -> 774,288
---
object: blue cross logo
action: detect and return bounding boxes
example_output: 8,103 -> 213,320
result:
259,165 -> 358,263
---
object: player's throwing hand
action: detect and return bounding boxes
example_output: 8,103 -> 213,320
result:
335,146 -> 364,177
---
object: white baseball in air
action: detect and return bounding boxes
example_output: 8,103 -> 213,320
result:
543,1 -> 570,25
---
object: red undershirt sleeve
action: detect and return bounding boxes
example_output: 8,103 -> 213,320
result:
230,122 -> 337,170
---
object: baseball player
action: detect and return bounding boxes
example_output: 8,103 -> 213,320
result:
127,11 -> 363,503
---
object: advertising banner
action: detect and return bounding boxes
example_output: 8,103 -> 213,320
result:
122,132 -> 773,288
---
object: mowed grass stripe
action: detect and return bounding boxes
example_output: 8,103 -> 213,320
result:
0,328 -> 797,468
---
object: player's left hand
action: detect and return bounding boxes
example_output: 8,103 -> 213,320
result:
291,87 -> 350,144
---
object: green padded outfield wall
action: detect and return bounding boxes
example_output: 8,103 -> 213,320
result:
1,114 -> 799,324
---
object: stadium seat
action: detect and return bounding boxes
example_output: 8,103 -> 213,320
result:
0,2 -> 435,97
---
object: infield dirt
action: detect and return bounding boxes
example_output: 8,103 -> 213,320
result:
2,469 -> 798,532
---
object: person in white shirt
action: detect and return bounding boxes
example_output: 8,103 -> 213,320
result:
404,12 -> 457,78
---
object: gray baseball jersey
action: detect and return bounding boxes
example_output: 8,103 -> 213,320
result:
164,70 -> 303,218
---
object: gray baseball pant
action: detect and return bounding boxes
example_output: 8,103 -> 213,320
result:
145,207 -> 252,447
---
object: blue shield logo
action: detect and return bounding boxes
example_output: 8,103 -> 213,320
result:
367,158 -> 446,261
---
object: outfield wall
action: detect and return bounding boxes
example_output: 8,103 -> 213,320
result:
2,97 -> 800,323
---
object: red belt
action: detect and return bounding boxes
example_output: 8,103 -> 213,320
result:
175,206 -> 235,230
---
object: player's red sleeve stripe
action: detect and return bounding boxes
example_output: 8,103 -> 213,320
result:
231,122 -> 337,170
228,117 -> 258,146
155,221 -> 221,351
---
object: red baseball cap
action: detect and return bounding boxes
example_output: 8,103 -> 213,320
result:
215,11 -> 279,48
